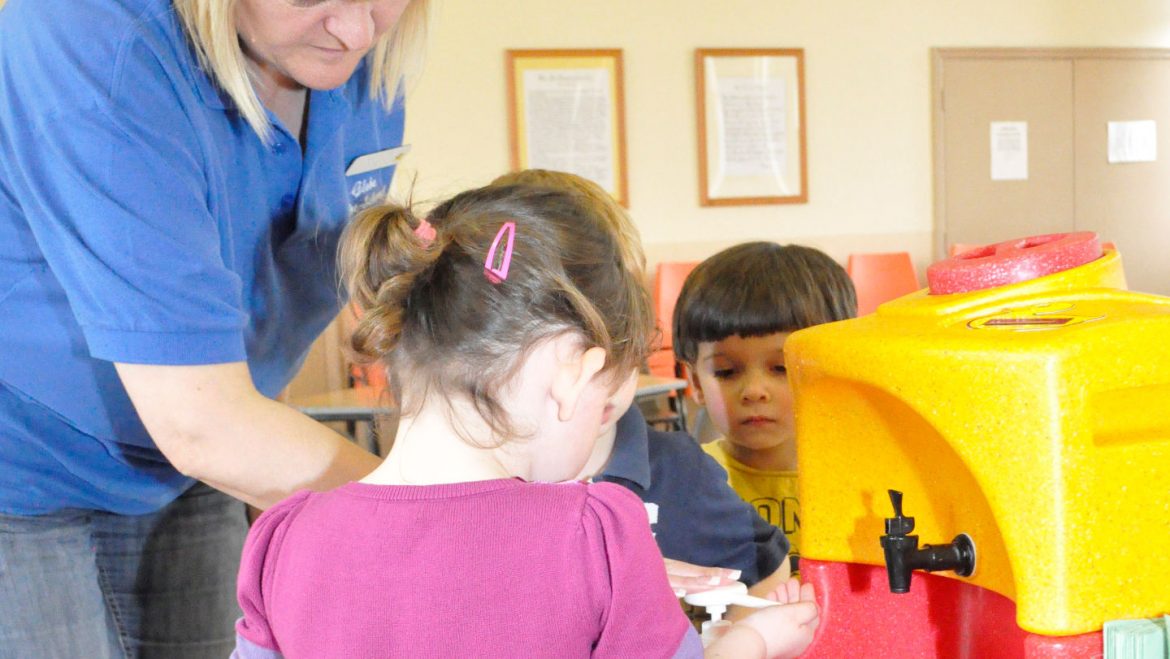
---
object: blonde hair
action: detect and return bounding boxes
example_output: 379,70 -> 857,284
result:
490,169 -> 647,275
173,0 -> 429,143
339,184 -> 655,446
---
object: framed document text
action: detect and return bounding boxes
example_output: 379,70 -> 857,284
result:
695,48 -> 807,206
506,49 -> 629,206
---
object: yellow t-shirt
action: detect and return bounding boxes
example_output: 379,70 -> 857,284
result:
702,440 -> 800,563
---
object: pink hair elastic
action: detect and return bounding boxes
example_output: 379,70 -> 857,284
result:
413,218 -> 436,244
484,221 -> 516,284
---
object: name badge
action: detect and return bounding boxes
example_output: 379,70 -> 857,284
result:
345,144 -> 411,177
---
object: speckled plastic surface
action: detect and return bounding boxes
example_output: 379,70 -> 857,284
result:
787,243 -> 1170,637
927,232 -> 1102,295
798,559 -> 1102,658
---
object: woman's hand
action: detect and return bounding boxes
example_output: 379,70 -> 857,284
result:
663,557 -> 742,597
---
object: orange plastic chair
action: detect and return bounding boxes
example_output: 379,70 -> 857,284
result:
350,362 -> 388,391
846,252 -> 920,316
341,303 -> 390,394
641,261 -> 699,431
649,261 -> 699,378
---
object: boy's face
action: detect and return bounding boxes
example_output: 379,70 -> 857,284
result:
688,332 -> 794,454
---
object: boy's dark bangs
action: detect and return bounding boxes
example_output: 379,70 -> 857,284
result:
687,282 -> 818,343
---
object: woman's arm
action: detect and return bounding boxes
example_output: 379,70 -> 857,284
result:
117,361 -> 380,509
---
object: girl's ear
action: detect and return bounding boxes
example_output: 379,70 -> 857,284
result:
684,363 -> 706,406
550,344 -> 607,422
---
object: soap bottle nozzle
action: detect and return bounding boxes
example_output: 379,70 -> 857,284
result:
682,582 -> 779,646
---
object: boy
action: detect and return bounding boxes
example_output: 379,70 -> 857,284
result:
673,242 -> 857,573
491,170 -> 792,595
585,376 -> 792,591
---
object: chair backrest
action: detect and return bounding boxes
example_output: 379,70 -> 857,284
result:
342,303 -> 389,392
653,261 -> 700,350
350,362 -> 388,391
648,261 -> 699,378
846,251 -> 920,316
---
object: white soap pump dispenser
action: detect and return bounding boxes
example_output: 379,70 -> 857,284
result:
683,582 -> 779,646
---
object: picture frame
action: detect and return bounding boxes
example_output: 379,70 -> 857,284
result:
506,49 -> 629,206
695,48 -> 808,206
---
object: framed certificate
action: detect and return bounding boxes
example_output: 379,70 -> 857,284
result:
506,49 -> 629,206
696,48 -> 808,206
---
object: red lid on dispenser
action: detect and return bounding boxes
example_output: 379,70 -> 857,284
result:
927,232 -> 1102,295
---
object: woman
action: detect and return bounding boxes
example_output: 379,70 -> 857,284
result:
0,0 -> 428,655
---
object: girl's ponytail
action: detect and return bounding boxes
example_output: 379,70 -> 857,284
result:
337,183 -> 655,445
339,204 -> 440,364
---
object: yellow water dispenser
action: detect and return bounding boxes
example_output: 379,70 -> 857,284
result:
789,233 -> 1170,657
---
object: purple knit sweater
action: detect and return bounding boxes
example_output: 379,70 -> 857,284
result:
233,478 -> 701,658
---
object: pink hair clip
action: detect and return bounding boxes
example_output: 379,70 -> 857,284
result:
413,218 -> 436,244
484,221 -> 516,284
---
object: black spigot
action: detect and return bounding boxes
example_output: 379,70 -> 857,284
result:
879,489 -> 976,594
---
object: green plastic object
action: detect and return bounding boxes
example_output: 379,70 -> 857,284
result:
1103,617 -> 1168,659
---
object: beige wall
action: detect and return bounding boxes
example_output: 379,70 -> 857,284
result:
394,0 -> 1170,273
292,0 -> 1170,395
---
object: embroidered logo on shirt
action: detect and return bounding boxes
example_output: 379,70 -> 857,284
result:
350,177 -> 378,199
348,176 -> 389,213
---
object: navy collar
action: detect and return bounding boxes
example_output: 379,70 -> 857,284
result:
599,406 -> 653,490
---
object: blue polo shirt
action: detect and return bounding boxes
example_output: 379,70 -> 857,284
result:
596,407 -> 789,586
0,0 -> 405,514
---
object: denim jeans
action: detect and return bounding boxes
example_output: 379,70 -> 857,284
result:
0,482 -> 247,658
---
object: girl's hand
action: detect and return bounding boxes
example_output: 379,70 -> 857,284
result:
663,558 -> 741,596
734,578 -> 819,659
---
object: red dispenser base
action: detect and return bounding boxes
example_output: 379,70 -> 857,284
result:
799,559 -> 1102,658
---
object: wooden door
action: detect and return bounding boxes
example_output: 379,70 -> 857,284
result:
934,49 -> 1170,296
933,52 -> 1075,259
1074,56 -> 1170,295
